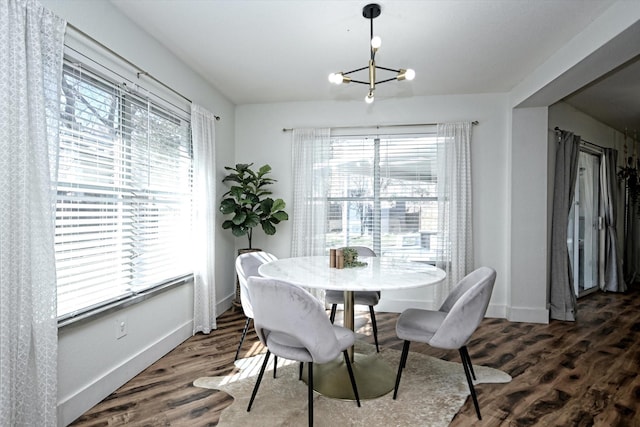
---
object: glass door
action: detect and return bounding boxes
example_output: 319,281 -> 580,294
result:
567,149 -> 603,297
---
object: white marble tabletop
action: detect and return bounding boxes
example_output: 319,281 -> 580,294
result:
258,255 -> 446,291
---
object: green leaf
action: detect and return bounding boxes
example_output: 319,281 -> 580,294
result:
235,163 -> 252,173
231,225 -> 248,237
221,220 -> 234,229
271,198 -> 286,212
222,175 -> 241,184
262,220 -> 276,235
232,211 -> 247,225
244,193 -> 260,205
257,164 -> 272,177
272,211 -> 288,221
260,198 -> 274,213
219,198 -> 237,214
229,186 -> 245,199
244,212 -> 261,228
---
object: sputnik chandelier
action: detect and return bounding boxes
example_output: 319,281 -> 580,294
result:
328,3 -> 415,103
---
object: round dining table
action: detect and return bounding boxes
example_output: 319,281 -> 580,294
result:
258,255 -> 446,400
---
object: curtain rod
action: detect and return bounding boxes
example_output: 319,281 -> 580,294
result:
66,23 -> 220,121
553,127 -> 604,150
282,121 -> 478,132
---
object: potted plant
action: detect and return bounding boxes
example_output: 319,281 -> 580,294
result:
618,156 -> 640,213
220,163 -> 288,308
219,163 -> 289,248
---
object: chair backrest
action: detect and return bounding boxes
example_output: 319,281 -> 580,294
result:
341,246 -> 376,257
235,251 -> 278,318
429,267 -> 496,350
248,276 -> 344,364
439,267 -> 493,313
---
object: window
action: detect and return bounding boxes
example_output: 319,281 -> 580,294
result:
55,58 -> 193,320
325,133 -> 439,262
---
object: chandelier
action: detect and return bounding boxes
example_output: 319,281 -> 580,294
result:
328,3 -> 415,103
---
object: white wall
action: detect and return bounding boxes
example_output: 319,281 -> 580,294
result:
509,107 -> 551,323
235,94 -> 511,317
40,1 -> 237,425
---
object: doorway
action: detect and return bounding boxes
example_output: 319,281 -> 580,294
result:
568,148 -> 604,297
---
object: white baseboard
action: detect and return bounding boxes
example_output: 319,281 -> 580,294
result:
507,306 -> 550,323
57,320 -> 193,427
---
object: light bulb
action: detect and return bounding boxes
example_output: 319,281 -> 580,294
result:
328,73 -> 342,85
405,68 -> 416,81
365,92 -> 375,104
371,36 -> 382,50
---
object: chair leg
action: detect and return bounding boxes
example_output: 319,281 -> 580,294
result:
234,317 -> 252,361
368,305 -> 379,352
393,340 -> 411,399
342,350 -> 361,407
308,362 -> 313,427
461,345 -> 476,380
329,304 -> 337,323
459,348 -> 481,420
273,355 -> 278,378
247,350 -> 271,412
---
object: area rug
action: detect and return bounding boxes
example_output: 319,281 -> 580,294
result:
193,342 -> 511,426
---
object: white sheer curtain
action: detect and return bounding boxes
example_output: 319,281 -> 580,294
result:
291,128 -> 331,257
291,128 -> 330,298
0,1 -> 65,425
434,122 -> 474,306
191,104 -> 217,334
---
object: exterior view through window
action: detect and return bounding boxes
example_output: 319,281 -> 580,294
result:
325,134 -> 439,263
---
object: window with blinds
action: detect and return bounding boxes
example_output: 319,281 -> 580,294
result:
326,134 -> 438,262
56,59 -> 193,320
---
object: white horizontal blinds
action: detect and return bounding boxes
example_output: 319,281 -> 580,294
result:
326,132 -> 438,262
126,97 -> 193,290
56,59 -> 192,319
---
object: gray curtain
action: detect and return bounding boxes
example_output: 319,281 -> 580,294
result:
549,131 -> 580,321
624,184 -> 640,283
601,148 -> 627,292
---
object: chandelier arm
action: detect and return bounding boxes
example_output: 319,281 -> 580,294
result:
348,79 -> 371,85
375,65 -> 402,73
375,77 -> 400,85
342,66 -> 370,76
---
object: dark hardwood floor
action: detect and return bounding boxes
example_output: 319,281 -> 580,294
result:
70,284 -> 640,427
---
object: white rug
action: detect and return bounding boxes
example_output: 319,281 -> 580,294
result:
194,343 -> 511,426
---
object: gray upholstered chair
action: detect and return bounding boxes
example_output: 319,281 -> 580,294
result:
393,266 -> 496,420
247,276 -> 361,426
325,246 -> 380,352
234,251 -> 278,360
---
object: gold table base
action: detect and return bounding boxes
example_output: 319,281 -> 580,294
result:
302,352 -> 396,400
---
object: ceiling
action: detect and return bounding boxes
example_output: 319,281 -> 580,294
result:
110,0 -> 639,133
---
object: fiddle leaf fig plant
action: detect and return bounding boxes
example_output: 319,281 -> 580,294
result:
219,163 -> 289,248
